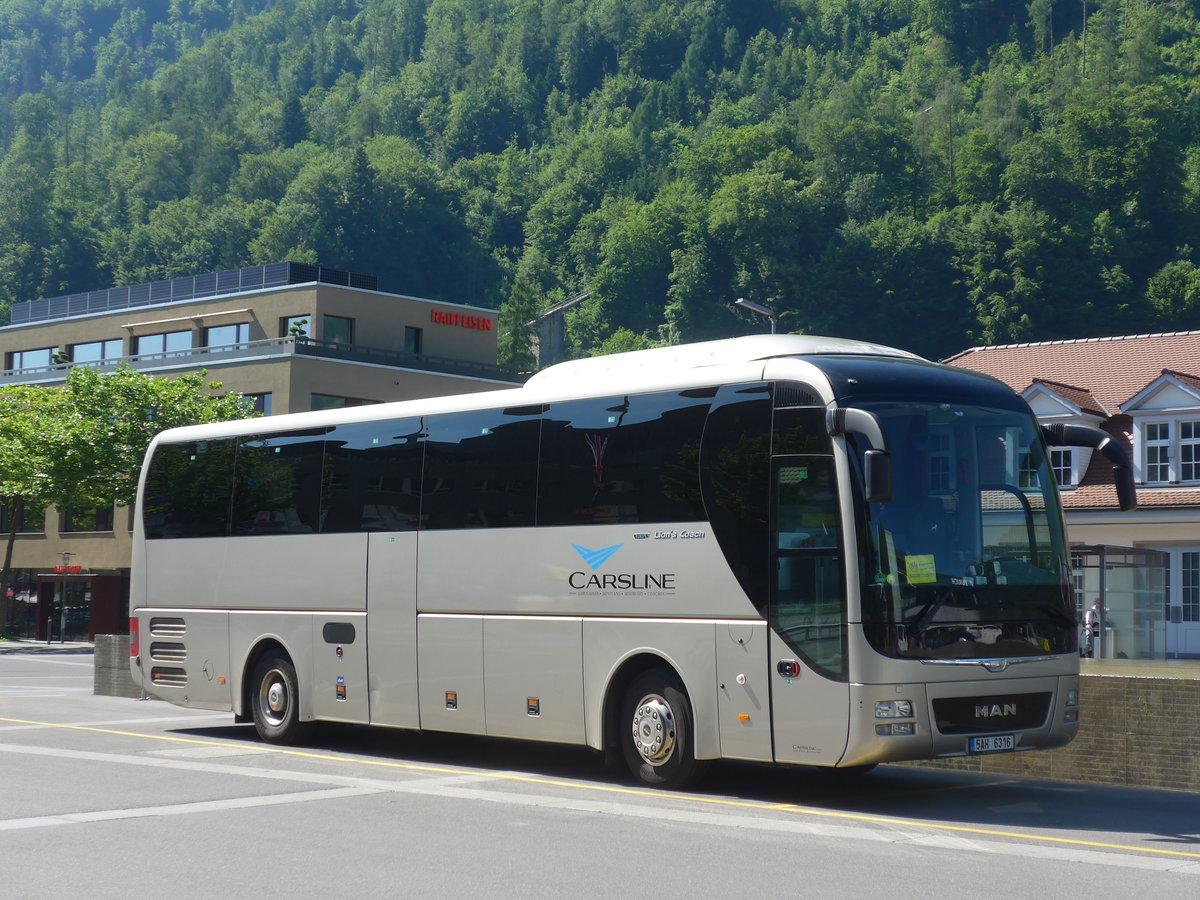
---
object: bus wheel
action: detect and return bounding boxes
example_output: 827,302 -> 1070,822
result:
251,653 -> 312,744
620,669 -> 706,789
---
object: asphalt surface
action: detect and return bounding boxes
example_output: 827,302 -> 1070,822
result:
2,645 -> 1199,898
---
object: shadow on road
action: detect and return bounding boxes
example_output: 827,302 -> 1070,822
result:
169,719 -> 1200,847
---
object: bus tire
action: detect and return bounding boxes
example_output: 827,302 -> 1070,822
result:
620,668 -> 706,789
250,653 -> 313,744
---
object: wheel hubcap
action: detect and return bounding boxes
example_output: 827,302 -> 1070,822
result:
631,694 -> 676,766
259,671 -> 288,726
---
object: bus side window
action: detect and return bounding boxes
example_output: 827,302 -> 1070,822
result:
539,391 -> 709,526
230,429 -> 327,535
422,406 -> 541,529
323,418 -> 424,532
142,438 -> 237,539
699,383 -> 772,614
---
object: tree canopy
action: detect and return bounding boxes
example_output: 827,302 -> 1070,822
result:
1,1 -> 1200,365
0,366 -> 252,620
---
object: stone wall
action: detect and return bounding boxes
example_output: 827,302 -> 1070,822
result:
909,663 -> 1200,793
93,634 -> 142,699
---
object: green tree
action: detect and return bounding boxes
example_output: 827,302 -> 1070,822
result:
0,385 -> 67,630
0,366 -> 252,624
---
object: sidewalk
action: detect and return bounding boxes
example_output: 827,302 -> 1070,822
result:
0,638 -> 94,655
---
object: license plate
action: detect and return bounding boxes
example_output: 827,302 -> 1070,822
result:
969,734 -> 1014,753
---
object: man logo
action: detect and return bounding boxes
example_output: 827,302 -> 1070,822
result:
572,543 -> 623,571
975,703 -> 1017,718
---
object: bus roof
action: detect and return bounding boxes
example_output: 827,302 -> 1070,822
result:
523,334 -> 922,390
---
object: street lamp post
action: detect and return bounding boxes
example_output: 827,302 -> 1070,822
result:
734,297 -> 777,334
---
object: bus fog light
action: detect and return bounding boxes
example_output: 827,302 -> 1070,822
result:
875,700 -> 913,719
876,722 -> 915,736
1063,709 -> 1079,724
1065,689 -> 1079,708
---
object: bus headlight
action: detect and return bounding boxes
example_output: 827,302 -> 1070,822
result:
875,700 -> 913,719
1065,689 -> 1079,708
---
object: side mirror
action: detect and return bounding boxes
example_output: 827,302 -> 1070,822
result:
828,407 -> 892,503
1042,423 -> 1137,511
1113,465 -> 1137,513
864,449 -> 893,503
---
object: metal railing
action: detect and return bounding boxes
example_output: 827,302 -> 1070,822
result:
0,337 -> 522,385
5,263 -> 379,327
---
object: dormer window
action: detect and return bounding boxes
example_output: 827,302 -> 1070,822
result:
1122,370 -> 1200,486
1144,422 -> 1171,483
1051,449 -> 1074,487
1019,380 -> 1104,490
1135,419 -> 1200,484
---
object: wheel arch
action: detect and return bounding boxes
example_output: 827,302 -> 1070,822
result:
600,651 -> 706,760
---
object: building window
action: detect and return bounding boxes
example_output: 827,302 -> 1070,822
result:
404,326 -> 423,355
1184,551 -> 1200,623
70,339 -> 124,363
204,323 -> 250,347
135,330 -> 192,355
1144,422 -> 1171,483
311,394 -> 377,411
1018,451 -> 1038,489
243,393 -> 272,415
1141,419 -> 1200,484
1183,421 -> 1199,482
0,502 -> 45,534
61,505 -> 115,533
323,315 -> 354,345
7,347 -> 54,370
281,315 -> 309,338
1051,449 -> 1074,487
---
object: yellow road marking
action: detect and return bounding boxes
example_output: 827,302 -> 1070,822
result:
3,715 -> 1198,860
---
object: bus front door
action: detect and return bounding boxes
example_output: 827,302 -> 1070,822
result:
768,455 -> 850,766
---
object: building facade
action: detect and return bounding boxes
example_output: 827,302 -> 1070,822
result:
946,331 -> 1200,659
0,262 -> 519,640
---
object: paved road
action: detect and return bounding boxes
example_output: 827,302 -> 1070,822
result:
1,649 -> 1198,898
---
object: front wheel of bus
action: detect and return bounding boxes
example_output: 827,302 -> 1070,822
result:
620,669 -> 706,789
251,653 -> 312,744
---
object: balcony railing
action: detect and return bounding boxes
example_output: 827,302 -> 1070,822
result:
0,337 -> 523,385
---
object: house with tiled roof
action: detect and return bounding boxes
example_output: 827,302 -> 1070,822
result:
946,331 -> 1200,658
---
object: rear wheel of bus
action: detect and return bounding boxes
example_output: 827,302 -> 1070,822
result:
250,652 -> 314,744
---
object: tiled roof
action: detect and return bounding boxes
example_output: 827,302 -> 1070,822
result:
1162,369 -> 1200,394
1062,483 -> 1200,510
944,331 -> 1200,411
1028,379 -> 1108,416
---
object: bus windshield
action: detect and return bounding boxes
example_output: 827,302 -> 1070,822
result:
852,400 -> 1074,661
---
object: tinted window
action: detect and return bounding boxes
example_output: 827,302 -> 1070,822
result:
773,406 -> 827,455
700,383 -> 772,613
143,439 -> 236,539
539,390 -> 710,526
772,455 -> 846,681
423,406 -> 541,529
230,430 -> 327,535
324,419 -> 424,532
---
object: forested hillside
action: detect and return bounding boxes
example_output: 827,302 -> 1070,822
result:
1,0 -> 1199,366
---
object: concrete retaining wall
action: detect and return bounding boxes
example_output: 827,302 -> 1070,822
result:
93,634 -> 141,699
909,661 -> 1200,793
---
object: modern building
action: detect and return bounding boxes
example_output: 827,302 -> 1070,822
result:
0,262 -> 519,640
946,331 -> 1200,659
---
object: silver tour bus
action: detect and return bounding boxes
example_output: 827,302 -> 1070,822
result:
129,336 -> 1134,787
